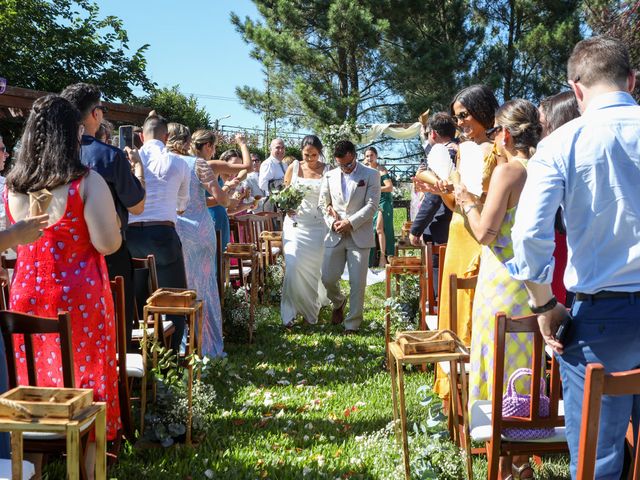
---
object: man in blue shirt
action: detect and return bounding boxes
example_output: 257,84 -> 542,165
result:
61,83 -> 146,350
507,37 -> 640,478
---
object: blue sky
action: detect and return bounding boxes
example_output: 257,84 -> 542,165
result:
96,0 -> 265,129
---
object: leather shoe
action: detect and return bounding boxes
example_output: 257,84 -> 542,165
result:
331,299 -> 346,325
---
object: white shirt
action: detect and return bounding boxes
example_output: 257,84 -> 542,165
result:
341,161 -> 360,203
128,139 -> 190,225
244,171 -> 265,198
258,156 -> 286,193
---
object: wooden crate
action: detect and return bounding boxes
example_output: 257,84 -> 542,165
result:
395,330 -> 459,355
147,288 -> 197,308
0,386 -> 93,420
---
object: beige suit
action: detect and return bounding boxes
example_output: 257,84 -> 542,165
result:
319,162 -> 381,330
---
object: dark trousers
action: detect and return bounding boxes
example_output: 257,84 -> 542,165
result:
105,240 -> 136,352
126,225 -> 188,353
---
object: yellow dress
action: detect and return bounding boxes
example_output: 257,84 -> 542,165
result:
433,145 -> 497,399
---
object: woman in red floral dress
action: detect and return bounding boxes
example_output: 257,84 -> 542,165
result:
4,95 -> 123,444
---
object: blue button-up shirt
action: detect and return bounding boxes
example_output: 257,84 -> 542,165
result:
507,91 -> 640,294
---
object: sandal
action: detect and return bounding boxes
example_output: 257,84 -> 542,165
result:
512,462 -> 535,480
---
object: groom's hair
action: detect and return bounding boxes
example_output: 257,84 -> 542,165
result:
334,140 -> 356,159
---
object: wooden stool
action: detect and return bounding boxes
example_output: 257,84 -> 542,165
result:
384,255 -> 428,357
0,394 -> 106,480
222,243 -> 259,343
388,337 -> 472,480
141,299 -> 204,445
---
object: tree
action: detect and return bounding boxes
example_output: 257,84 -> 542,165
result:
584,0 -> 640,100
470,0 -> 583,101
0,0 -> 152,102
144,86 -> 211,132
231,0 -> 392,130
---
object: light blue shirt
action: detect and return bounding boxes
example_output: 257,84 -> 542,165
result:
507,91 -> 640,294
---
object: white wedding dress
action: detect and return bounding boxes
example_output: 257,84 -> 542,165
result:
281,160 -> 330,325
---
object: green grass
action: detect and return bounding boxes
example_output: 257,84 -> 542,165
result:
45,279 -> 571,479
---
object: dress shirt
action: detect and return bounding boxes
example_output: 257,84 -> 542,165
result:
128,139 -> 190,225
507,91 -> 640,293
341,162 -> 360,203
258,156 -> 286,193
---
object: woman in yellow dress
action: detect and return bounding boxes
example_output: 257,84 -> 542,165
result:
454,99 -> 543,480
421,85 -> 499,399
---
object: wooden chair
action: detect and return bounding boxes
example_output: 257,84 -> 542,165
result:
425,243 -> 447,328
577,363 -> 640,479
130,255 -> 175,349
469,313 -> 567,480
234,213 -> 276,284
222,243 -> 259,343
259,231 -> 283,268
0,255 -> 14,310
110,276 -> 143,441
0,310 -> 92,479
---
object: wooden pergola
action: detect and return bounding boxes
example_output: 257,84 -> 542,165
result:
0,86 -> 151,125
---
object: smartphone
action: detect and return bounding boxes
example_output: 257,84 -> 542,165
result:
119,125 -> 135,149
555,310 -> 573,344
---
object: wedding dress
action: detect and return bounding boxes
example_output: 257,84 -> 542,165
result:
281,160 -> 330,325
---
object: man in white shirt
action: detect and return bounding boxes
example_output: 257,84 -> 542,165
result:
127,111 -> 191,353
258,138 -> 286,211
244,153 -> 266,212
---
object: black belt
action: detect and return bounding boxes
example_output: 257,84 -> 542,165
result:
575,291 -> 640,301
129,221 -> 175,228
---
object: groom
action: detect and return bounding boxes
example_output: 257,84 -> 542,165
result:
319,140 -> 381,333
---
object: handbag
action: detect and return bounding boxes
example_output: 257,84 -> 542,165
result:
501,368 -> 555,440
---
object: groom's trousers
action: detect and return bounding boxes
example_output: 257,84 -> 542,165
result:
321,235 -> 370,331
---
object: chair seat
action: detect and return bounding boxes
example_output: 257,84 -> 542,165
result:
469,399 -> 567,443
425,314 -> 438,330
230,266 -> 252,277
0,458 -> 35,480
131,320 -> 175,339
116,353 -> 144,378
24,415 -> 94,440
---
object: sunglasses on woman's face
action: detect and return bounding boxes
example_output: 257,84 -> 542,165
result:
486,125 -> 503,139
453,110 -> 471,122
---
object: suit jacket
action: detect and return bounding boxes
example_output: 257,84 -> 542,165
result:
410,192 -> 452,245
318,162 -> 381,248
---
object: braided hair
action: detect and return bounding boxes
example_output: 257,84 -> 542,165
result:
6,95 -> 87,194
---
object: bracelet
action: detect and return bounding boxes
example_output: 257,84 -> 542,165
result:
463,204 -> 477,215
528,296 -> 558,314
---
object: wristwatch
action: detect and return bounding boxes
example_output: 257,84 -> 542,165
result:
528,296 -> 558,314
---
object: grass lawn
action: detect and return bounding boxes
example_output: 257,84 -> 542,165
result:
43,212 -> 571,479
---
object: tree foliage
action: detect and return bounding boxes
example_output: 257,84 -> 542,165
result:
0,0 -> 153,102
143,86 -> 212,132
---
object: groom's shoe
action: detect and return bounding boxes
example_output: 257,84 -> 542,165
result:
331,299 -> 346,325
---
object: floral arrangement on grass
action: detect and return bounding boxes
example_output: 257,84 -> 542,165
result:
222,286 -> 271,342
269,184 -> 308,226
263,256 -> 285,305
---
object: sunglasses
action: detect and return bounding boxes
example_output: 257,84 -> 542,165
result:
337,156 -> 356,171
453,110 -> 471,122
93,105 -> 108,114
486,125 -> 503,138
0,77 -> 6,95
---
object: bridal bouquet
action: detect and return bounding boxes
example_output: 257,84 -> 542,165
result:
269,184 -> 308,226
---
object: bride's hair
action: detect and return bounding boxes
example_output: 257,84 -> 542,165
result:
301,135 -> 323,152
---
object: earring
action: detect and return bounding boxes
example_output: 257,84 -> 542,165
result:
501,139 -> 506,147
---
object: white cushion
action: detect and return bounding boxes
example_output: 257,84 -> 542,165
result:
230,266 -> 252,277
270,246 -> 281,256
125,353 -> 144,378
0,458 -> 35,479
24,416 -> 93,440
131,320 -> 175,339
439,360 -> 470,375
469,399 -> 566,443
425,314 -> 438,330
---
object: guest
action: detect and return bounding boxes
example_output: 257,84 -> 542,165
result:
127,111 -> 190,353
168,123 -> 226,358
281,135 -> 330,327
219,150 -> 255,216
197,133 -> 251,254
365,147 -> 394,267
427,85 -> 499,400
455,99 -> 543,480
258,138 -> 286,210
61,82 -> 145,350
244,153 -> 266,212
5,95 -> 122,453
538,91 -> 580,306
95,119 -> 113,144
508,36 -> 640,478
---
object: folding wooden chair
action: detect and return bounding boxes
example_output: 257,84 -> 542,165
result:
469,312 -> 567,480
577,363 -> 640,479
222,243 -> 259,343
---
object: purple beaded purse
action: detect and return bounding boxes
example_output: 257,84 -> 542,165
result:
501,368 -> 555,440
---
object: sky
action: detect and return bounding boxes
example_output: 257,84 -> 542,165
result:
96,0 -> 265,130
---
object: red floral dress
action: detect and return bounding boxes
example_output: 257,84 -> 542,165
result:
5,178 -> 121,439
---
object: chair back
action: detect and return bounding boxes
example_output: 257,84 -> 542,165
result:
234,214 -> 272,248
490,313 -> 564,442
448,273 -> 477,341
254,211 -> 282,232
577,363 -> 640,479
0,311 -> 74,388
131,255 -> 159,321
425,243 -> 446,315
437,244 -> 447,300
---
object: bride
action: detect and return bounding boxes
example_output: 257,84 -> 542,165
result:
281,135 -> 330,327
